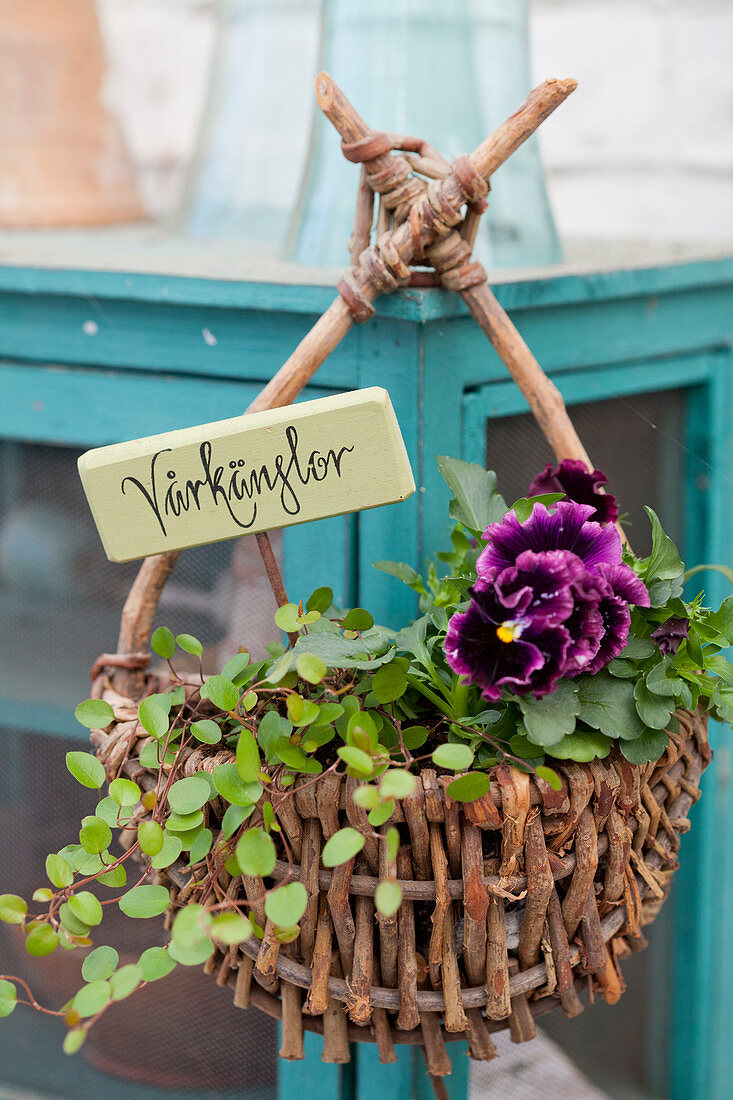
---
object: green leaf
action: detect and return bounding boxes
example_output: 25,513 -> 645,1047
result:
535,765 -> 562,791
518,681 -> 580,746
545,730 -> 612,762
379,770 -> 417,799
510,493 -> 565,523
119,885 -> 170,919
26,924 -> 59,956
620,728 -> 669,765
74,699 -> 115,730
151,627 -> 175,659
98,863 -> 127,889
267,651 -> 295,683
292,631 -> 396,671
138,821 -> 164,857
684,563 -> 733,587
385,826 -> 400,863
109,778 -> 141,807
66,751 -> 106,790
372,662 -> 408,704
402,725 -> 430,749
73,981 -> 111,1018
337,745 -> 374,777
236,829 -> 276,877
296,652 -> 327,685
82,946 -> 119,983
211,912 -> 253,945
171,904 -> 212,947
63,1028 -> 88,1055
576,672 -> 647,740
274,603 -> 301,633
176,633 -> 203,657
138,946 -> 176,982
634,680 -> 675,729
201,675 -> 239,712
46,854 -> 74,889
221,652 -> 251,682
367,800 -> 394,827
291,699 -> 320,727
0,979 -> 17,1018
138,697 -> 169,740
436,456 -> 507,534
322,827 -> 365,868
79,816 -> 112,855
190,719 -> 222,745
342,608 -> 374,633
431,744 -> 474,771
274,737 -> 322,774
151,834 -> 183,870
372,560 -> 426,594
0,894 -> 27,924
110,964 -> 143,1001
69,892 -> 103,927
168,938 -> 215,967
446,773 -> 491,802
188,828 -> 213,865
375,880 -> 402,918
264,881 -> 308,926
642,508 -> 685,581
622,637 -> 657,659
213,763 -> 263,806
222,803 -> 255,839
167,776 -> 211,815
236,729 -> 261,783
306,586 -> 333,613
166,810 -> 204,833
59,902 -> 91,937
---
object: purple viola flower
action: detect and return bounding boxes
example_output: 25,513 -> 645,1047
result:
445,550 -> 581,699
651,616 -> 690,656
478,501 -> 622,576
578,564 -> 651,674
446,503 -> 650,699
528,459 -> 618,526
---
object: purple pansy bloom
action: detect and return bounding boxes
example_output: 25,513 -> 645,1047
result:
528,459 -> 619,526
651,616 -> 690,656
478,501 -> 622,575
445,550 -> 583,699
445,497 -> 650,699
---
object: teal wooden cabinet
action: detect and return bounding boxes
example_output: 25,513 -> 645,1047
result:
0,246 -> 732,1100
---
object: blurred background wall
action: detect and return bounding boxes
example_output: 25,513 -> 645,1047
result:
96,0 -> 733,246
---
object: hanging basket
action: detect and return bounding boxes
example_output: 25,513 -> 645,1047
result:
78,73 -> 715,1078
91,663 -> 710,1072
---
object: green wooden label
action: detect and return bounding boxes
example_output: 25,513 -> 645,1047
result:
78,387 -> 415,562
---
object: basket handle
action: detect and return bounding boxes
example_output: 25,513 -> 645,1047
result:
111,75 -> 591,696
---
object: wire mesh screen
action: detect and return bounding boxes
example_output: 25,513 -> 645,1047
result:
0,439 -> 281,1098
0,440 -> 285,717
480,386 -> 687,1100
484,389 -> 686,554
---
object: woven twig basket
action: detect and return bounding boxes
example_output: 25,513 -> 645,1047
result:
91,663 -> 710,1071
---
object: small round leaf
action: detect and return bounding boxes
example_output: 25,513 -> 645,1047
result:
445,773 -> 492,802
46,854 -> 73,889
138,821 -> 164,857
201,675 -> 239,711
119,885 -> 170,919
177,633 -> 203,657
379,770 -> 417,799
264,882 -> 308,927
79,816 -> 112,855
191,719 -> 222,745
431,744 -> 474,772
69,892 -> 103,927
74,700 -> 115,731
236,829 -> 276,877
375,880 -> 402,918
25,924 -> 59,957
82,946 -> 119,983
321,827 -> 365,868
151,627 -> 175,659
211,913 -> 253,945
73,980 -> 111,1018
167,776 -> 211,814
110,964 -> 143,1001
296,653 -> 327,685
109,778 -> 141,807
66,752 -> 105,790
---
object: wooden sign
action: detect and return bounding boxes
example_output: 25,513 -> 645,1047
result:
78,387 -> 415,562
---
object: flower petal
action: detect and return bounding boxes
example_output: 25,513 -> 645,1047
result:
528,459 -> 618,525
479,501 -> 622,575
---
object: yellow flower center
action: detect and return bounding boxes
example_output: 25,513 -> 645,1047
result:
496,620 -> 522,644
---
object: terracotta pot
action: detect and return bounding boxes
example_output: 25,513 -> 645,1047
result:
0,0 -> 145,226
